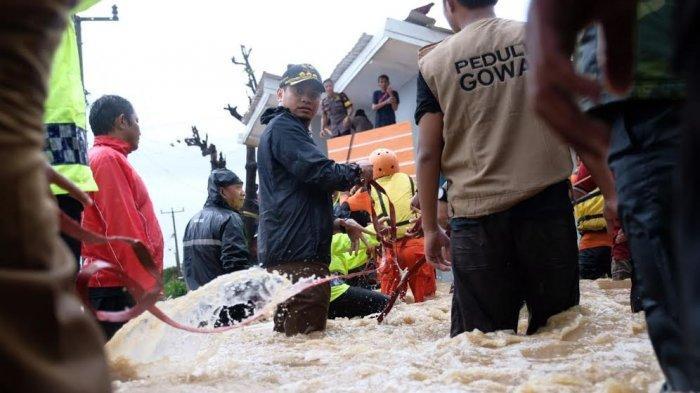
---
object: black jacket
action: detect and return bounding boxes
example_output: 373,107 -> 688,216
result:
182,174 -> 250,290
257,107 -> 360,267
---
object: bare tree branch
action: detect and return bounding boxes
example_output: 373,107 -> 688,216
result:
184,126 -> 226,170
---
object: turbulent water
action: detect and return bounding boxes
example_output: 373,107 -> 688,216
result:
108,269 -> 663,392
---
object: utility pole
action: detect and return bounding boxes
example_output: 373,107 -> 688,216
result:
74,4 -> 119,90
160,208 -> 185,273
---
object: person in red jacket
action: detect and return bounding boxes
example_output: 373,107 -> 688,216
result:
81,95 -> 164,339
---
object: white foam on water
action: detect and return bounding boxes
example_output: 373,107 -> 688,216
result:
107,274 -> 663,393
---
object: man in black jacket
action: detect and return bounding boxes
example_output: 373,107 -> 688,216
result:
257,64 -> 372,336
183,169 -> 251,291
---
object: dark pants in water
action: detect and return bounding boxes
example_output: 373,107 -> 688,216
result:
270,261 -> 330,336
88,287 -> 135,340
578,246 -> 611,280
449,181 -> 579,337
56,194 -> 83,272
328,287 -> 389,319
675,6 -> 700,383
597,99 -> 692,390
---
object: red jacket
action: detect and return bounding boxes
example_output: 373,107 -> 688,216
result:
81,136 -> 164,290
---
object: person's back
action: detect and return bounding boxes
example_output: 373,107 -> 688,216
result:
346,148 -> 436,302
571,162 -> 612,279
571,2 -> 690,389
43,0 -> 100,269
419,17 -> 572,216
416,0 -> 578,338
183,169 -> 250,291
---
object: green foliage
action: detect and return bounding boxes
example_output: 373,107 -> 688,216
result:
162,266 -> 187,299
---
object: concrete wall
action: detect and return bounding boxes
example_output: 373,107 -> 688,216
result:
309,116 -> 328,156
394,74 -> 419,145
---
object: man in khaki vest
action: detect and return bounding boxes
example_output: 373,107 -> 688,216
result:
0,1 -> 110,392
415,0 -> 579,336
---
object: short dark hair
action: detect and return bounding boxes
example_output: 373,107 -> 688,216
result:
323,78 -> 334,85
89,95 -> 134,136
455,0 -> 498,8
378,74 -> 390,83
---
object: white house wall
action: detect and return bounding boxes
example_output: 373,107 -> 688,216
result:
394,74 -> 419,143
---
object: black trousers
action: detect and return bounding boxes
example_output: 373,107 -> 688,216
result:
678,67 -> 700,388
449,181 -> 580,337
328,287 -> 389,319
88,287 -> 135,340
599,100 -> 693,391
56,194 -> 83,272
578,246 -> 611,280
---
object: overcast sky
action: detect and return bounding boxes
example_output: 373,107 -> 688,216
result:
79,0 -> 529,268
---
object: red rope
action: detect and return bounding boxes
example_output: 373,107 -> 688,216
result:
71,179 -> 422,331
69,213 -> 373,333
364,180 -> 426,324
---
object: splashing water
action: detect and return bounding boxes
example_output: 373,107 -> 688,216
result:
187,268 -> 288,328
108,276 -> 664,393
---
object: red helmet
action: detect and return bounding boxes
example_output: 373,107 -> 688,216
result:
369,148 -> 399,179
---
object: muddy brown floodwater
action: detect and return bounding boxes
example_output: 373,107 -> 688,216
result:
107,269 -> 663,392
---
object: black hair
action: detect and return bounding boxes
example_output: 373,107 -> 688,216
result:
89,95 -> 134,136
323,78 -> 334,85
455,0 -> 498,8
355,109 -> 367,117
378,74 -> 390,83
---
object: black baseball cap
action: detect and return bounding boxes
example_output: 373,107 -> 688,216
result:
279,64 -> 324,93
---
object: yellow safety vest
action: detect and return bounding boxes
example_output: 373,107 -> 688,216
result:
573,188 -> 607,232
370,173 -> 417,239
44,0 -> 100,195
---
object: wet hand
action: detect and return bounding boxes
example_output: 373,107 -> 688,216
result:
357,162 -> 373,184
410,193 -> 420,212
343,218 -> 371,255
526,0 -> 636,155
604,196 -> 620,236
424,228 -> 451,271
615,228 -> 627,244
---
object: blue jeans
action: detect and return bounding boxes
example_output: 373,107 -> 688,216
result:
599,100 -> 693,390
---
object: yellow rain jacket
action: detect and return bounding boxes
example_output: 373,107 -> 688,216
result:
44,0 -> 101,194
573,188 -> 607,233
346,172 -> 418,239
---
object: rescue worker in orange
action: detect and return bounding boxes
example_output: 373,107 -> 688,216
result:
344,148 -> 436,302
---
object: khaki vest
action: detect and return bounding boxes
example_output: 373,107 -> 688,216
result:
418,18 -> 573,218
